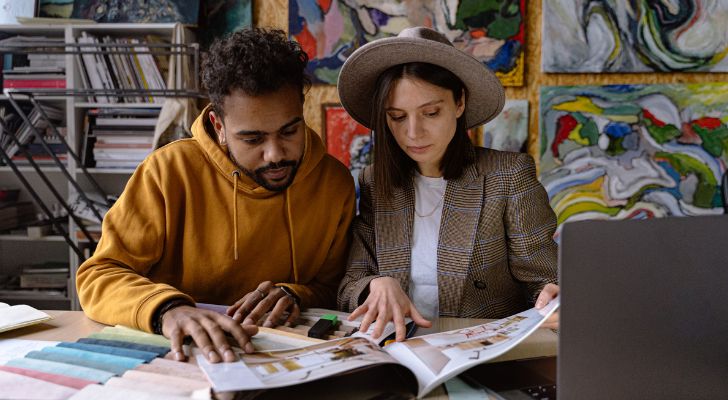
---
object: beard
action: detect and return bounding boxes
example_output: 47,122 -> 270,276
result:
230,152 -> 300,192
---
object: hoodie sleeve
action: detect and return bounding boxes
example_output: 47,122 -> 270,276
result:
277,166 -> 357,309
76,157 -> 194,332
337,166 -> 382,312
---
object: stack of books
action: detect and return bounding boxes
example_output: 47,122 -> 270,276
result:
1,36 -> 66,89
10,126 -> 68,166
19,262 -> 69,290
76,32 -> 167,104
0,201 -> 35,233
83,108 -> 158,169
0,102 -> 64,161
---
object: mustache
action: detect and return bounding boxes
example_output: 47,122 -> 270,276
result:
255,160 -> 298,174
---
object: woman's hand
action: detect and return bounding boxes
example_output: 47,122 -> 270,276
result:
535,283 -> 559,329
348,276 -> 432,341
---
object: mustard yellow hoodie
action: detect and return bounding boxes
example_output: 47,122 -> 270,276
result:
76,107 -> 356,332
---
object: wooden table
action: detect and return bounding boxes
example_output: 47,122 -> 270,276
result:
0,311 -> 558,399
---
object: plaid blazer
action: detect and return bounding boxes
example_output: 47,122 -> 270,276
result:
337,148 -> 558,318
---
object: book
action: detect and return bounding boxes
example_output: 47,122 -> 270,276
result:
197,299 -> 560,398
0,302 -> 52,334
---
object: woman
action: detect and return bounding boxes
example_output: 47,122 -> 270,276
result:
336,27 -> 559,341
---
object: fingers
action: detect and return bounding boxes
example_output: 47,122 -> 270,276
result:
231,281 -> 275,323
536,283 -> 560,308
540,312 -> 559,330
214,314 -> 256,354
243,294 -> 279,326
392,307 -> 406,342
264,295 -> 296,328
408,304 -> 432,328
371,306 -> 391,339
168,327 -> 187,362
199,317 -> 237,363
226,295 -> 248,318
358,304 -> 378,335
284,304 -> 300,327
348,304 -> 368,321
185,322 -> 221,363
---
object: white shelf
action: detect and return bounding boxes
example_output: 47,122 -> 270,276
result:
0,94 -> 68,101
0,166 -> 65,173
74,102 -> 164,109
85,168 -> 136,174
0,234 -> 66,242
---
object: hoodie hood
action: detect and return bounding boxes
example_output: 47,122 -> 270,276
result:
190,104 -> 326,198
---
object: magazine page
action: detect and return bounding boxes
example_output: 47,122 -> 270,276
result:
384,298 -> 560,398
197,336 -> 402,392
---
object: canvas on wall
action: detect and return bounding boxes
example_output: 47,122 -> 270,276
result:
477,99 -> 528,152
540,84 -> 728,234
38,0 -> 73,18
290,0 -> 526,86
199,0 -> 252,48
542,0 -> 728,72
70,0 -> 200,23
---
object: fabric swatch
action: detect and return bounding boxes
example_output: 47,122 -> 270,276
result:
0,369 -> 78,400
25,348 -> 140,376
77,338 -> 169,357
5,357 -> 114,383
135,357 -> 207,381
0,365 -> 95,389
105,376 -> 209,398
68,383 -> 192,400
58,342 -> 157,362
122,369 -> 210,391
87,332 -> 171,348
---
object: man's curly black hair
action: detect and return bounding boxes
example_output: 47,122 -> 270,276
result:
202,28 -> 310,117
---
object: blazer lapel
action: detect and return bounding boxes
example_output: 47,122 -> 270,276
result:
375,183 -> 415,291
437,160 -> 485,316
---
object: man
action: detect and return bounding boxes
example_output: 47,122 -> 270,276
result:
76,28 -> 356,363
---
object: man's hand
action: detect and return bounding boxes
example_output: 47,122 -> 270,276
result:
226,281 -> 300,328
535,283 -> 559,329
348,276 -> 431,342
161,305 -> 258,363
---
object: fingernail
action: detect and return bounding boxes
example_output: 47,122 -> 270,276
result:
174,351 -> 185,361
284,322 -> 291,327
263,321 -> 273,328
245,342 -> 255,353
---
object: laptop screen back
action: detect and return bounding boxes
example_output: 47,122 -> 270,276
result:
558,215 -> 728,400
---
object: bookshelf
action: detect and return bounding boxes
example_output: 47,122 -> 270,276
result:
0,23 -> 198,310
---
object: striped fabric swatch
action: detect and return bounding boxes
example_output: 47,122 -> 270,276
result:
86,332 -> 171,348
5,357 -> 115,383
58,342 -> 157,362
135,357 -> 208,381
76,338 -> 169,357
0,365 -> 95,389
25,347 -> 142,375
68,383 -> 194,400
0,369 -> 78,400
121,370 -> 211,392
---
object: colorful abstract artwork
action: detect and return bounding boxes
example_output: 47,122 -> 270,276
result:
542,0 -> 728,72
71,0 -> 200,23
477,99 -> 528,152
199,0 -> 252,49
290,0 -> 526,86
38,0 -> 73,18
540,84 -> 728,231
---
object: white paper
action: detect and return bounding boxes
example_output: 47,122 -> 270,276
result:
0,304 -> 52,333
0,339 -> 60,364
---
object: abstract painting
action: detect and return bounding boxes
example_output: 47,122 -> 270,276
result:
38,0 -> 73,18
290,0 -> 526,86
199,0 -> 252,49
540,84 -> 728,233
476,99 -> 528,152
71,0 -> 200,24
542,0 -> 728,72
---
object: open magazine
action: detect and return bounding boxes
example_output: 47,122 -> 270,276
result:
197,298 -> 559,398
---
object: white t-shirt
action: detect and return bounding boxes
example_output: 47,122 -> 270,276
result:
409,172 -> 446,322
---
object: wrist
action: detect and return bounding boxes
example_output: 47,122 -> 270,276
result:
152,299 -> 193,335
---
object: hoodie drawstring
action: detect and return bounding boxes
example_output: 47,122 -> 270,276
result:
232,170 -> 240,260
286,189 -> 299,283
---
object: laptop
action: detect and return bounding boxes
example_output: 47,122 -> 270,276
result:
558,215 -> 728,399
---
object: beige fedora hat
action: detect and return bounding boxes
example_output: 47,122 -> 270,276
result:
337,26 -> 505,130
